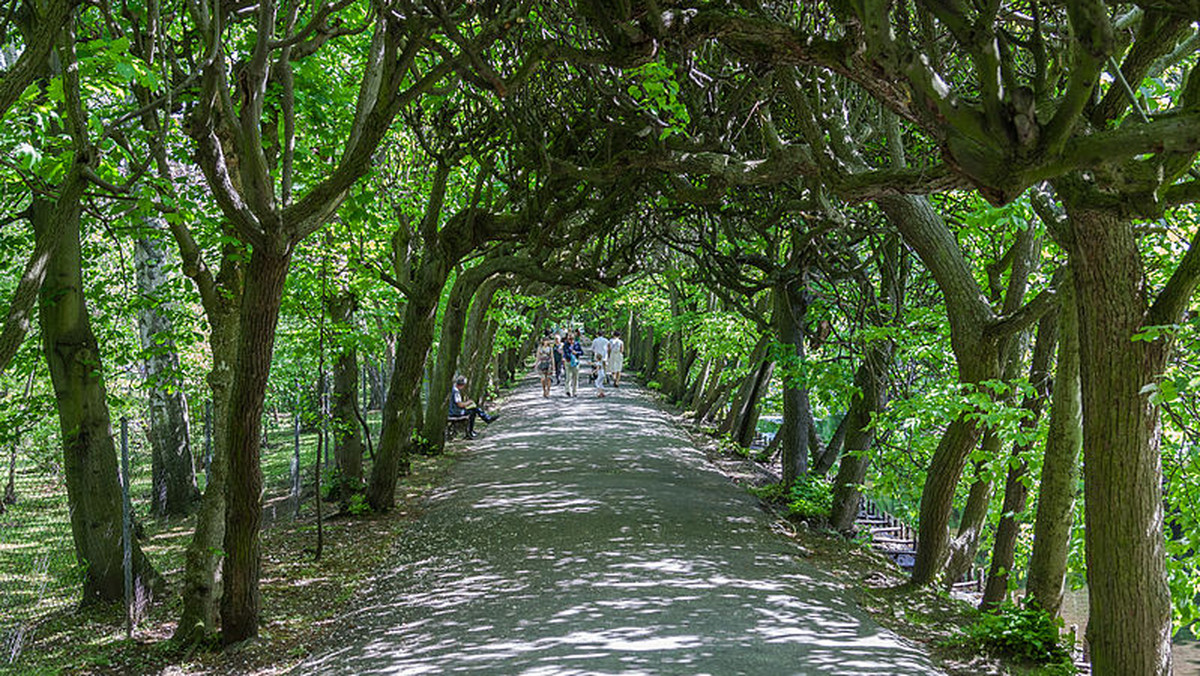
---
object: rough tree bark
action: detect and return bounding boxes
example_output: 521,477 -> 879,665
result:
1061,192 -> 1181,675
328,291 -> 363,499
35,185 -> 162,605
981,304 -> 1058,609
1025,270 -> 1082,618
135,231 -> 199,517
774,277 -> 813,485
220,247 -> 292,644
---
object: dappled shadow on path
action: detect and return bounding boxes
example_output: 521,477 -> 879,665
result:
300,377 -> 941,675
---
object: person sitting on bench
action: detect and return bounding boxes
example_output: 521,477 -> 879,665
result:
450,375 -> 497,439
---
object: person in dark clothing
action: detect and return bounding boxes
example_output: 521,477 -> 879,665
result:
552,334 -> 565,384
450,375 -> 497,439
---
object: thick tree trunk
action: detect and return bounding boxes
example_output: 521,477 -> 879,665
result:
366,265 -> 446,512
35,198 -> 161,605
909,416 -> 983,584
175,308 -> 237,643
1025,271 -> 1082,618
774,280 -> 812,485
220,248 -> 292,645
458,277 -> 502,382
942,451 -> 997,588
328,292 -> 363,499
135,231 -> 199,517
981,307 -> 1058,610
1065,201 -> 1173,675
829,344 -> 891,531
426,273 -> 501,449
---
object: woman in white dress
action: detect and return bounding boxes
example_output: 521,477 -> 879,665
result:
608,331 -> 625,387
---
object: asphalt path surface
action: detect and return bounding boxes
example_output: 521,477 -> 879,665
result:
300,373 -> 942,675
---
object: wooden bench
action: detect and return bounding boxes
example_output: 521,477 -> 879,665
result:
446,414 -> 471,440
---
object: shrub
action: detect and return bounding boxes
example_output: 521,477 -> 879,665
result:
410,434 -> 439,457
346,493 -> 371,516
963,601 -> 1073,669
787,477 -> 833,519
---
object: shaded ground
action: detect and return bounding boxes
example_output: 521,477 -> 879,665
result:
4,442 -> 457,676
302,376 -> 942,675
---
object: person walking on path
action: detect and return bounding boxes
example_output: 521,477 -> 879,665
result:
535,336 -> 554,397
563,334 -> 582,397
607,331 -> 625,388
590,332 -> 610,385
450,375 -> 497,439
593,355 -> 607,398
552,334 -> 565,385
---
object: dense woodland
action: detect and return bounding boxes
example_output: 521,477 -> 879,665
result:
3,0 -> 1200,674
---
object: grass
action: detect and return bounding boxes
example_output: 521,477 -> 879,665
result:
0,409 -> 458,675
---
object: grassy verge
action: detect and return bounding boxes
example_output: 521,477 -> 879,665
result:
3,410 -> 461,675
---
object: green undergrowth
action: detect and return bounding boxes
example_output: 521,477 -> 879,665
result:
3,412 -> 457,676
749,478 -> 833,521
946,601 -> 1076,675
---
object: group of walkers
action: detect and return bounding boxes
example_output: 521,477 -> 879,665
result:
447,326 -> 627,440
536,328 -> 625,399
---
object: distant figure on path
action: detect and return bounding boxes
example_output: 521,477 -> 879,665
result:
552,334 -> 565,385
590,332 -> 610,384
608,331 -> 625,388
536,337 -> 554,397
450,376 -> 496,439
594,355 -> 607,398
563,334 -> 582,397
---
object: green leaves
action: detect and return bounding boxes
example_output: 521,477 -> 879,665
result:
624,60 -> 691,140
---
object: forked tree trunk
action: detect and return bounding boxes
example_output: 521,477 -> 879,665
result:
721,336 -> 769,436
1064,199 -> 1174,675
35,198 -> 161,605
221,247 -> 292,645
1025,271 -> 1082,618
733,359 -> 773,448
135,231 -> 199,517
942,449 -> 997,588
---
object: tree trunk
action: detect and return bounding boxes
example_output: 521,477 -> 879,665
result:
175,307 -> 238,643
35,197 -> 161,605
721,335 -> 770,436
1064,200 -> 1173,675
472,317 -> 500,401
426,273 -> 502,449
1025,271 -> 1082,619
135,231 -> 199,517
366,262 -> 447,512
942,454 -> 997,588
909,416 -> 983,584
328,292 -> 363,500
734,359 -> 773,448
220,247 -> 292,645
774,279 -> 813,485
829,344 -> 891,531
981,306 -> 1058,610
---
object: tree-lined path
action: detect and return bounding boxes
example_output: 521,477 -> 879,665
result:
302,375 -> 941,675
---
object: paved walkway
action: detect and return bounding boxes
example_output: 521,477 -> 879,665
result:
302,375 -> 941,675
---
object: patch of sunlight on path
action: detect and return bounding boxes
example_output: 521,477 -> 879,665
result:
300,375 -> 943,675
